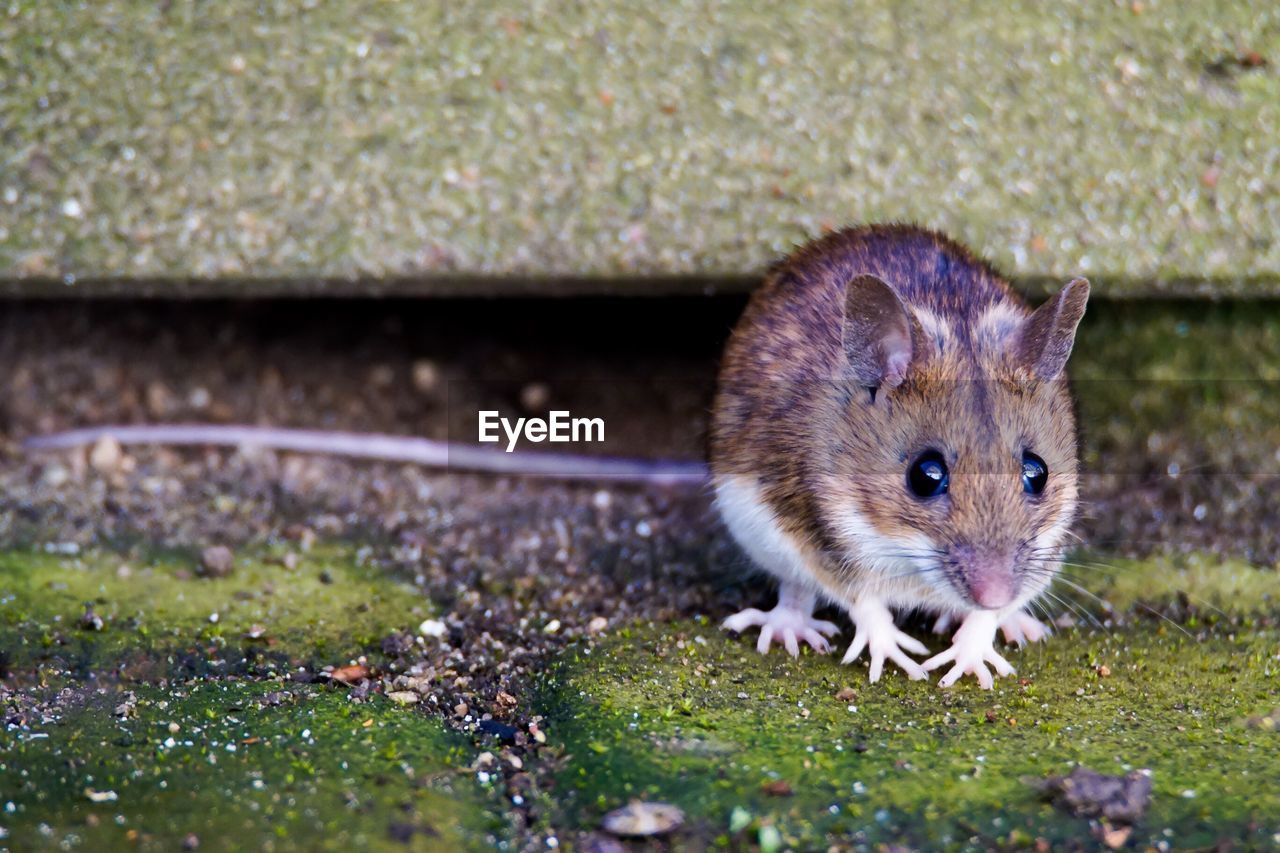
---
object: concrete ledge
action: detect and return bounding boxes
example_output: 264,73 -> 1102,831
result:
1,1 -> 1278,295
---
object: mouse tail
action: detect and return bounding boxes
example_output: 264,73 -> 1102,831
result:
22,425 -> 708,487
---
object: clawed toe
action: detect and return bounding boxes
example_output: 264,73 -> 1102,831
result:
923,611 -> 1015,689
1000,612 -> 1049,647
841,599 -> 928,682
723,603 -> 839,657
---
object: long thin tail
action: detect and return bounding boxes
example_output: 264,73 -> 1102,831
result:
23,425 -> 709,486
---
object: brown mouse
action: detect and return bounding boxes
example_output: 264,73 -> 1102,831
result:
713,224 -> 1089,688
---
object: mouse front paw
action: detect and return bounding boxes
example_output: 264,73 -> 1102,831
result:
722,604 -> 840,657
999,610 -> 1050,647
922,611 -> 1014,689
840,598 -> 928,682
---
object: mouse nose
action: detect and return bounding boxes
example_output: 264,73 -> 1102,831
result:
952,545 -> 1016,610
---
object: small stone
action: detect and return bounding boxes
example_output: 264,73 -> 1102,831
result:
84,788 -> 117,803
329,664 -> 371,684
227,55 -> 247,74
760,779 -> 793,796
757,823 -> 783,853
198,545 -> 235,578
578,834 -> 626,853
61,198 -> 84,218
478,719 -> 518,742
387,691 -> 420,705
419,618 -> 447,638
1244,709 -> 1280,730
1101,824 -> 1131,849
587,616 -> 609,635
519,382 -> 550,412
78,605 -> 104,632
1036,767 -> 1152,823
411,359 -> 440,394
88,435 -> 124,474
835,687 -> 856,702
601,802 -> 684,837
454,702 -> 469,718
1096,664 -> 1112,677
543,619 -> 561,634
41,463 -> 70,487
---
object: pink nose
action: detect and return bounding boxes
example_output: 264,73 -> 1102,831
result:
968,573 -> 1014,609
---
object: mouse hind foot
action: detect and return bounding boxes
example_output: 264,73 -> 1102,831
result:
841,597 -> 929,682
722,583 -> 839,657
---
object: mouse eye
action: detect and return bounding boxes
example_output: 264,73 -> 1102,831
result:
1022,451 -> 1048,495
907,450 -> 949,498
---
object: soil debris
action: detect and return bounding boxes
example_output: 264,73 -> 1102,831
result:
1036,767 -> 1153,824
328,664 -> 371,684
600,801 -> 684,837
198,545 -> 235,578
78,604 -> 104,631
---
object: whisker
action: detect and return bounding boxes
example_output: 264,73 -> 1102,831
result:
1053,576 -> 1194,639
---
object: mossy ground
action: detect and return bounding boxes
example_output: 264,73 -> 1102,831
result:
0,547 -> 498,850
0,547 -> 430,677
536,553 -> 1280,850
3,682 -> 490,852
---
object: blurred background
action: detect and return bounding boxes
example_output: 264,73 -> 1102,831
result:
2,1 -> 1277,294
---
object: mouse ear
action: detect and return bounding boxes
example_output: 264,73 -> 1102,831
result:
1013,278 -> 1091,380
842,274 -> 921,389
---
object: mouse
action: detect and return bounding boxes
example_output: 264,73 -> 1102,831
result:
712,224 -> 1089,688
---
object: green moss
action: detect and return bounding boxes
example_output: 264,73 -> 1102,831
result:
2,2 -> 1279,293
0,547 -> 430,676
537,557 -> 1280,848
1083,552 -> 1280,615
1070,300 -> 1280,531
2,681 -> 496,851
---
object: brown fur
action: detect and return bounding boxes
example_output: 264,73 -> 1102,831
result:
711,224 -> 1085,612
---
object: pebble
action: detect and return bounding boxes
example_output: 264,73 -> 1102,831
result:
587,616 -> 608,634
387,691 -> 420,705
600,802 -> 684,837
411,359 -> 440,394
89,435 -> 124,473
419,618 -> 447,638
198,545 -> 235,578
478,719 -> 518,742
519,382 -> 550,412
78,606 -> 104,632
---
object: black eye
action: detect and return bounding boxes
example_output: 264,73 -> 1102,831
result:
907,450 -> 949,498
1022,451 -> 1048,495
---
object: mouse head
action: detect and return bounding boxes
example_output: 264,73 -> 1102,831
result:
825,274 -> 1090,614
